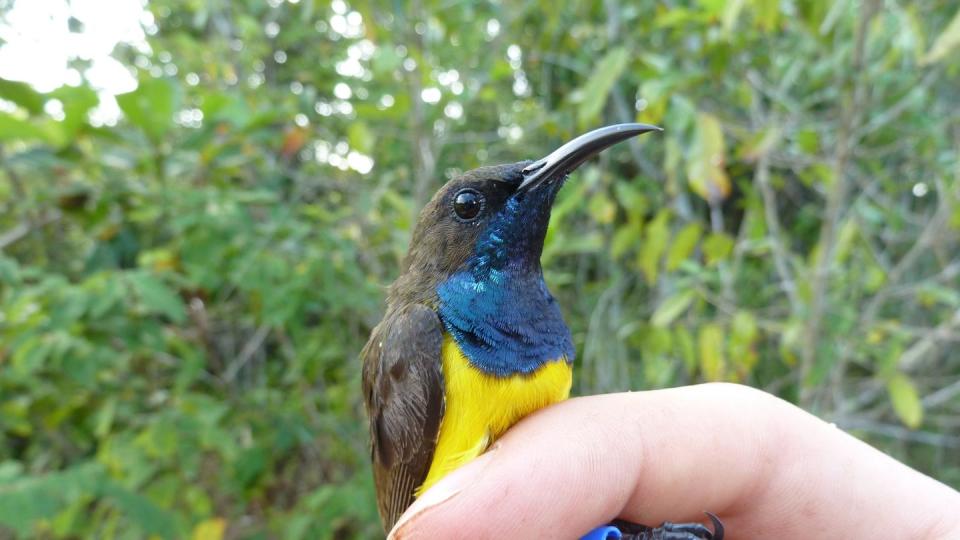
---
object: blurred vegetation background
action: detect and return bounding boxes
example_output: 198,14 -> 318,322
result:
1,0 -> 959,538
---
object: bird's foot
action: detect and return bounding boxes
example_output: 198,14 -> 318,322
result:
581,512 -> 723,540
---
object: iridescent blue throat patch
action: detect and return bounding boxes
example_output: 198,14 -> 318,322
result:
437,189 -> 574,376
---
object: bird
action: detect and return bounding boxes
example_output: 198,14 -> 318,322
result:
361,124 -> 723,540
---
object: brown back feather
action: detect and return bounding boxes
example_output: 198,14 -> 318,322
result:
361,303 -> 444,532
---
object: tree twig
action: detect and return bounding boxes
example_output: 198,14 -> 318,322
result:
0,210 -> 63,251
754,153 -> 800,311
923,377 -> 960,409
800,0 -> 878,407
900,309 -> 960,373
223,325 -> 271,383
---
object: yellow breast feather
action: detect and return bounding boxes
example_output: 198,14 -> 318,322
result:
417,333 -> 572,494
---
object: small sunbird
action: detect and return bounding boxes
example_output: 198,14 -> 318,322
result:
362,124 -> 723,540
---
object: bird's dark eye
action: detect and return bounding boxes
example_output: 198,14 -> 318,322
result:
453,189 -> 484,221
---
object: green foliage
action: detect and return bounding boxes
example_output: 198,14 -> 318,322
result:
1,0 -> 959,537
577,47 -> 630,127
116,77 -> 181,144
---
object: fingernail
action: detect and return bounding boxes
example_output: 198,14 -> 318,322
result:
388,447 -> 498,539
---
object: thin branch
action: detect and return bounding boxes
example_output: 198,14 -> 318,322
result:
405,0 -> 436,214
754,154 -> 800,311
854,71 -> 938,141
223,325 -> 271,383
800,0 -> 878,407
923,378 -> 960,409
603,0 -> 663,183
0,145 -> 51,259
859,174 -> 958,330
900,309 -> 960,373
0,211 -> 62,251
859,208 -> 947,326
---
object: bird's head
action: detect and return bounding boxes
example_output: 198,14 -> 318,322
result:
390,123 -> 660,373
398,123 -> 661,292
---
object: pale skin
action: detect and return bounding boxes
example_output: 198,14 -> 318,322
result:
388,383 -> 960,540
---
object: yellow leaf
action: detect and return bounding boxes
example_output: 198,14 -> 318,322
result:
698,323 -> 725,381
887,374 -> 923,429
588,191 -> 617,224
738,126 -> 781,162
921,8 -> 960,65
192,518 -> 226,540
687,112 -> 731,205
728,311 -> 759,375
723,0 -> 746,35
752,0 -> 780,32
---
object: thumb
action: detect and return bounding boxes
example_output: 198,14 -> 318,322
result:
388,384 -> 960,540
387,387 -> 751,539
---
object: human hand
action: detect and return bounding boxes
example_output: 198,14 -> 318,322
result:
387,383 -> 960,539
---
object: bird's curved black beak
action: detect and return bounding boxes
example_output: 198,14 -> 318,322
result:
518,123 -> 662,193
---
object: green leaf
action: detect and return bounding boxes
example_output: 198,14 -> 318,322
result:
50,85 -> 98,137
0,462 -> 102,536
234,446 -> 268,488
702,232 -> 734,265
833,218 -> 859,264
779,319 -> 802,366
100,481 -> 179,539
0,78 -> 45,114
651,290 -> 696,328
588,191 -> 616,223
921,8 -> 960,65
94,397 -> 117,438
577,47 -> 630,126
348,121 -> 375,154
796,128 -> 819,154
887,374 -> 923,429
128,272 -> 186,323
86,273 -> 125,318
674,326 -> 697,374
116,77 -> 180,143
0,112 -> 52,143
372,45 -> 403,74
729,310 -> 759,375
666,222 -> 702,270
551,231 -> 604,255
613,182 -> 648,214
611,221 -> 642,259
915,283 -> 960,308
638,209 -> 671,284
11,336 -> 52,377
